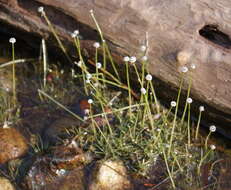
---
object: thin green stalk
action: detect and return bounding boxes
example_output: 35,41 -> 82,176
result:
102,41 -> 107,87
74,37 -> 88,95
89,59 -> 121,85
163,149 -> 176,189
125,61 -> 132,118
187,103 -> 191,146
195,111 -> 202,140
0,59 -> 36,68
90,10 -> 104,40
197,149 -> 212,176
149,81 -> 160,113
90,10 -> 120,80
204,131 -> 211,150
133,64 -> 142,85
181,75 -> 192,123
38,89 -> 84,122
144,83 -> 154,129
42,12 -> 72,63
88,103 -> 145,119
11,43 -> 16,106
105,44 -> 120,80
168,75 -> 184,156
42,39 -> 47,87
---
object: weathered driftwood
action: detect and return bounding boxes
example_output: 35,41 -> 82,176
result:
0,0 -> 230,135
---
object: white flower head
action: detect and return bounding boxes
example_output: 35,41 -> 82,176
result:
187,97 -> 193,104
38,6 -> 44,13
56,169 -> 66,176
89,9 -> 94,14
83,116 -> 88,121
129,56 -> 137,63
73,30 -> 79,36
179,66 -> 188,73
140,87 -> 146,94
170,101 -> 177,107
96,62 -> 102,69
86,73 -> 92,79
190,64 -> 196,69
140,45 -> 147,52
75,61 -> 82,67
93,42 -> 100,48
61,69 -> 65,74
142,56 -> 148,62
199,106 -> 205,112
145,74 -> 152,81
9,37 -> 16,44
86,79 -> 91,84
84,109 -> 90,115
123,56 -> 130,62
88,99 -> 93,104
210,144 -> 216,150
71,30 -> 79,38
209,125 -> 216,132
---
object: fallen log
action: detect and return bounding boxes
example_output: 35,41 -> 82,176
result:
0,0 -> 230,136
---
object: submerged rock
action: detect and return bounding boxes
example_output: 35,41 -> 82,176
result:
0,177 -> 15,190
89,160 -> 133,190
24,140 -> 92,190
0,128 -> 28,165
44,167 -> 86,190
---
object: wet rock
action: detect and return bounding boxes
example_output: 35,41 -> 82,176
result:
0,177 -> 15,190
24,156 -> 57,190
50,140 -> 92,170
0,128 -> 28,165
44,167 -> 86,190
24,140 -> 91,190
89,160 -> 133,190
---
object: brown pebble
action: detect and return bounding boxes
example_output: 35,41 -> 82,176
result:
0,128 -> 28,164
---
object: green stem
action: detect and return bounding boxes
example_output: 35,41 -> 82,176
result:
187,103 -> 191,146
42,13 -> 72,63
168,75 -> 184,156
204,131 -> 211,150
125,61 -> 132,118
181,74 -> 192,123
12,43 -> 16,107
195,111 -> 202,140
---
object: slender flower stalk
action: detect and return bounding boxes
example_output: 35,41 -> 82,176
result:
181,74 -> 192,123
205,125 -> 216,149
73,35 -> 88,95
168,75 -> 184,156
197,147 -> 214,176
187,102 -> 191,146
125,60 -> 132,118
195,106 -> 204,140
38,7 -> 72,63
163,149 -> 176,189
90,9 -> 120,81
41,39 -> 47,87
9,37 -> 16,106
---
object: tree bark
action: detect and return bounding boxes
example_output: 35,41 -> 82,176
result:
0,0 -> 230,136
